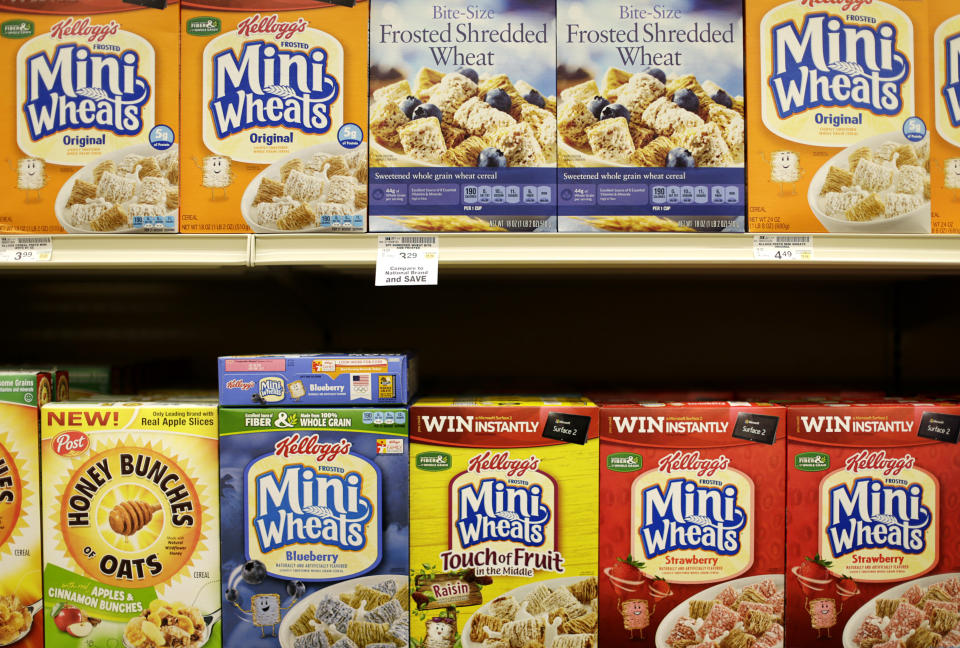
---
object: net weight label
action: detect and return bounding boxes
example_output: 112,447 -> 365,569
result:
0,236 -> 52,262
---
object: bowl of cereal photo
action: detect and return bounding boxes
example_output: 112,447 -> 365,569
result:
55,143 -> 179,234
0,594 -> 40,646
123,600 -> 219,648
808,131 -> 931,234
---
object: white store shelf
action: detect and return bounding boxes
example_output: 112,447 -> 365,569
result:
0,235 -> 252,268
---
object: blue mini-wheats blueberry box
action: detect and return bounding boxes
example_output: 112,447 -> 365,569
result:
218,354 -> 414,406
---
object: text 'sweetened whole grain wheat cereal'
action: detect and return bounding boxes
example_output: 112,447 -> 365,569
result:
41,402 -> 221,648
932,5 -> 960,234
0,0 -> 179,234
747,0 -> 930,233
557,0 -> 746,233
180,0 -> 368,234
787,402 -> 960,648
409,397 -> 599,648
218,408 -> 409,648
597,400 -> 786,647
369,0 -> 558,233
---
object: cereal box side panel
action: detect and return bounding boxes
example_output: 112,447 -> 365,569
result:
557,0 -> 746,233
0,374 -> 45,648
785,403 -> 960,648
181,2 -> 368,234
598,404 -> 786,648
748,0 -> 929,234
218,407 -> 409,648
0,2 -> 180,234
933,7 -> 960,234
40,403 -> 221,648
409,403 -> 599,646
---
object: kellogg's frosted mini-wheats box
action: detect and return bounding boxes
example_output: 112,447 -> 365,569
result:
598,400 -> 786,647
409,397 -> 599,648
933,4 -> 960,233
0,0 -> 179,234
787,401 -> 960,648
218,407 -> 409,648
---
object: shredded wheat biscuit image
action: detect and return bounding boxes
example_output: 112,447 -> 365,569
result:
66,180 -> 97,207
601,67 -> 633,99
440,136 -> 489,167
630,136 -> 676,168
821,167 -> 854,195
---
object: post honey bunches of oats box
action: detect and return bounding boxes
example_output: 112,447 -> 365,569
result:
747,0 -> 932,234
0,371 -> 58,648
786,401 -> 960,648
369,0 -> 558,233
597,400 -> 786,647
557,0 -> 746,233
180,0 -> 368,234
41,401 -> 221,648
218,407 -> 409,648
409,397 -> 598,647
0,0 -> 179,234
932,4 -> 960,233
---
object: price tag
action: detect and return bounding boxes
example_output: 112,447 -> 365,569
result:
0,236 -> 52,263
375,236 -> 438,286
753,235 -> 813,261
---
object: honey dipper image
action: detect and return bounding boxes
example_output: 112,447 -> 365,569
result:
109,501 -> 161,536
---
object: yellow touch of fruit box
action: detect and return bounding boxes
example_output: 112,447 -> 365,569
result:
0,0 -> 180,234
409,397 -> 599,647
0,371 -> 55,648
41,402 -> 220,648
746,0 -> 932,234
933,4 -> 960,233
180,0 -> 369,234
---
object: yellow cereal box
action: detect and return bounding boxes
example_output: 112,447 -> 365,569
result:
41,402 -> 220,648
409,397 -> 599,647
0,371 -> 56,648
180,0 -> 368,234
0,0 -> 180,234
932,5 -> 960,233
747,0 -> 931,233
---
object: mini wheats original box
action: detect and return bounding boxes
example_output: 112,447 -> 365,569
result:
747,0 -> 931,234
787,402 -> 960,648
557,0 -> 746,233
933,4 -> 960,233
0,371 -> 56,648
41,402 -> 221,648
369,0 -> 558,233
218,407 -> 409,648
181,0 -> 368,234
409,397 -> 599,647
218,354 -> 413,407
598,400 -> 786,647
0,0 -> 180,234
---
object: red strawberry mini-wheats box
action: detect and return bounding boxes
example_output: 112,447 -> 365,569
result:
787,401 -> 960,648
598,400 -> 787,647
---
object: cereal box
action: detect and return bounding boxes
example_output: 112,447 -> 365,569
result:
218,407 -> 408,648
0,0 -> 179,234
0,371 -> 56,648
747,0 -> 931,233
218,354 -> 413,407
40,401 -> 221,648
932,5 -> 960,233
597,400 -> 786,647
787,401 -> 960,648
409,396 -> 598,647
557,0 -> 746,233
369,0 -> 558,233
180,0 -> 369,234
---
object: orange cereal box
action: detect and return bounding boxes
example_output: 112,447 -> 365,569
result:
0,0 -> 180,234
932,4 -> 960,233
180,0 -> 368,234
746,0 -> 931,233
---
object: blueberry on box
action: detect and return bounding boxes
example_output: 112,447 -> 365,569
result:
412,103 -> 443,122
600,103 -> 631,122
479,148 -> 508,167
667,148 -> 696,168
524,89 -> 546,109
711,89 -> 734,109
485,88 -> 512,114
644,67 -> 667,84
457,67 -> 479,84
399,96 -> 422,119
673,89 -> 700,114
588,96 -> 610,120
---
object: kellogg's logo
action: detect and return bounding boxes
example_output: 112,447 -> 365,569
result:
657,450 -> 730,478
225,378 -> 254,390
53,431 -> 89,457
50,17 -> 119,43
208,15 -> 339,139
799,0 -> 873,11
274,434 -> 351,462
942,32 -> 960,128
768,11 -> 910,119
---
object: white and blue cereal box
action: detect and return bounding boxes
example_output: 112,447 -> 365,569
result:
557,0 -> 746,233
0,0 -> 179,234
369,0 -> 558,233
218,407 -> 409,648
747,0 -> 931,233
